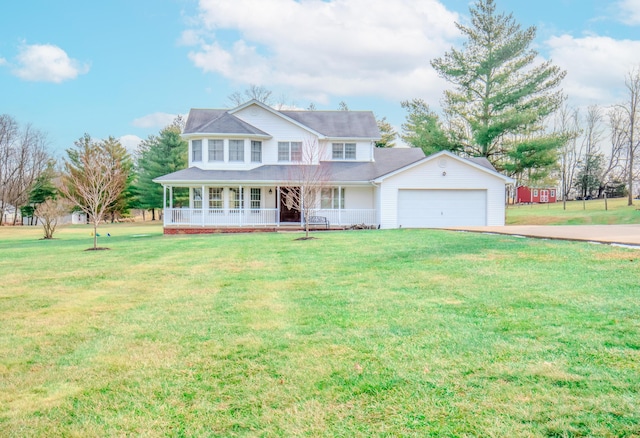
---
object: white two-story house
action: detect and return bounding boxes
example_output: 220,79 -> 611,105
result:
153,100 -> 513,233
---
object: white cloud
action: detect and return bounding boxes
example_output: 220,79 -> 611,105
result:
13,43 -> 89,83
119,135 -> 143,154
186,0 -> 460,102
132,112 -> 179,129
546,34 -> 640,105
617,0 -> 640,25
0,57 -> 7,66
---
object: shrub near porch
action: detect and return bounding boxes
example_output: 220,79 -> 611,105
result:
0,224 -> 638,436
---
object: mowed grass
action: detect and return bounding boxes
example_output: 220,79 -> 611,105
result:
507,197 -> 640,225
1,224 -> 639,437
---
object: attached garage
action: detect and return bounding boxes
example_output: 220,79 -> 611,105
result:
375,151 -> 515,229
397,189 -> 487,228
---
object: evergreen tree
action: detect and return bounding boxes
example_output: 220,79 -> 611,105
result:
401,99 -> 460,155
135,125 -> 187,219
102,137 -> 134,221
430,0 -> 566,173
21,161 -> 57,224
375,116 -> 397,148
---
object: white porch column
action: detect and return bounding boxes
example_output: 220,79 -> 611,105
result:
276,186 -> 280,226
163,185 -> 167,226
169,186 -> 173,209
201,184 -> 206,227
301,186 -> 305,226
239,185 -> 243,226
338,185 -> 342,225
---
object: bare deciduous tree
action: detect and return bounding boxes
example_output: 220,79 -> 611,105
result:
575,105 -> 605,205
555,105 -> 581,209
227,85 -> 274,107
284,138 -> 330,238
620,68 -> 640,205
599,107 -> 628,199
0,115 -> 50,225
35,195 -> 70,239
59,134 -> 128,249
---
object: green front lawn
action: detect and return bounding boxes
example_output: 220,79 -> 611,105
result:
507,197 -> 640,225
1,224 -> 639,436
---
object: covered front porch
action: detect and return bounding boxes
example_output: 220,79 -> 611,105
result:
160,184 -> 377,231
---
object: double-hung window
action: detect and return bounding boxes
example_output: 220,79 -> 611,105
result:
208,139 -> 223,162
192,188 -> 202,209
321,188 -> 345,209
250,188 -> 261,211
278,141 -> 302,162
229,140 -> 244,162
251,141 -> 262,163
208,188 -> 223,209
192,140 -> 202,162
332,143 -> 356,160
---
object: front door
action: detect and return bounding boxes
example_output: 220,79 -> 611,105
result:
280,187 -> 301,222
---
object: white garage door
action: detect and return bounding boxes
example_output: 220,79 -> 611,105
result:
398,189 -> 487,228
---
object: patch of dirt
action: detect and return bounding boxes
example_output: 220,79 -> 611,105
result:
84,247 -> 111,251
294,237 -> 318,241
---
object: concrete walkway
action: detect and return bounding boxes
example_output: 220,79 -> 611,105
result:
446,224 -> 640,247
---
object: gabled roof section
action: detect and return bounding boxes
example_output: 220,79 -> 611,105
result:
183,108 -> 270,137
373,150 -> 515,183
188,99 -> 381,140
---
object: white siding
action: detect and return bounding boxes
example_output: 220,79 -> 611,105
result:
345,186 -> 375,209
235,105 -> 319,166
379,156 -> 507,229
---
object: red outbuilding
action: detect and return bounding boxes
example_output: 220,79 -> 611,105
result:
517,186 -> 557,203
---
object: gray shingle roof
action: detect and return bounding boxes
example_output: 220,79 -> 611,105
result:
154,147 -> 426,184
279,110 -> 380,138
182,104 -> 380,139
465,156 -> 497,172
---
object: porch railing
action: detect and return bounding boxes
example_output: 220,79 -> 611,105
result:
164,208 -> 377,228
313,209 -> 377,227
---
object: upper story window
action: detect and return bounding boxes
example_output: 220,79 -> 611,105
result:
192,140 -> 202,162
208,140 -> 223,162
278,141 -> 302,162
332,143 -> 356,160
251,141 -> 262,163
229,140 -> 244,162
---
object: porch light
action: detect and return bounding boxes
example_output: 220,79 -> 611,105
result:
269,188 -> 273,194
442,171 -> 447,176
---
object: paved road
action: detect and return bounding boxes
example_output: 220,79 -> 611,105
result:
446,224 -> 640,246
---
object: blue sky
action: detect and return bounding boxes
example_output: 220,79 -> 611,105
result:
1,0 -> 639,156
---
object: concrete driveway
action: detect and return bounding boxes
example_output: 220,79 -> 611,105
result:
446,224 -> 640,247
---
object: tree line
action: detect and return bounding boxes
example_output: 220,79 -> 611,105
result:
391,0 -> 640,207
0,114 -> 187,246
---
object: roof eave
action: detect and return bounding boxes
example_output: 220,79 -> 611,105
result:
181,133 -> 272,139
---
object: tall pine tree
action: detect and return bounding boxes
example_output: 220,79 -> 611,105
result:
431,0 -> 566,176
135,125 -> 187,219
